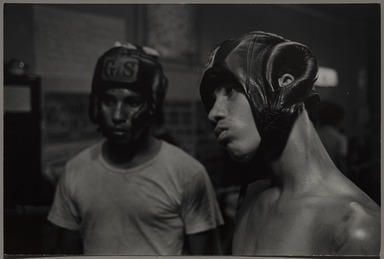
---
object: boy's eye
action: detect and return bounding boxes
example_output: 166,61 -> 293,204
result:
125,98 -> 144,108
224,85 -> 234,96
101,96 -> 115,106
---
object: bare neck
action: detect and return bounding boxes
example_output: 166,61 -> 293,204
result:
269,111 -> 339,193
102,129 -> 161,169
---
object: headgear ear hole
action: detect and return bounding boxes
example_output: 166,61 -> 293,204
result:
278,73 -> 295,88
264,42 -> 318,111
265,42 -> 318,93
89,94 -> 99,124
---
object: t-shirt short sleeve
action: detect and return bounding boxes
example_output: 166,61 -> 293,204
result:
47,166 -> 81,231
181,168 -> 224,235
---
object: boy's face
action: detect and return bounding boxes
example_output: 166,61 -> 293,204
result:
98,88 -> 147,145
207,84 -> 261,162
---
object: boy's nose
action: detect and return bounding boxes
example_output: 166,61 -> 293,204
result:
112,104 -> 126,122
208,98 -> 227,123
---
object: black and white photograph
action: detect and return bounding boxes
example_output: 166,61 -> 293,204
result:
3,2 -> 381,257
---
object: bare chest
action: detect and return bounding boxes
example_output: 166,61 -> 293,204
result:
231,191 -> 344,256
232,180 -> 381,256
233,204 -> 317,255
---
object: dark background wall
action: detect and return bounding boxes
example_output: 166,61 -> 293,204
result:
5,4 -> 379,137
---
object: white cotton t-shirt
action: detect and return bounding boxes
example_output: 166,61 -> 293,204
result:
48,140 -> 223,255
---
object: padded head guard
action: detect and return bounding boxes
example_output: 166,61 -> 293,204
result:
200,31 -> 319,160
89,42 -> 168,125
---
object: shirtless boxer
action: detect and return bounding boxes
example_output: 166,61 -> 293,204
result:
199,31 -> 380,256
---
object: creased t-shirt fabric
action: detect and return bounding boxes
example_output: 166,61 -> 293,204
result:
48,140 -> 224,255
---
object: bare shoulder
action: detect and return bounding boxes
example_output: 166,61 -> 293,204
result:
241,180 -> 271,203
237,179 -> 271,213
246,179 -> 271,196
332,199 -> 380,255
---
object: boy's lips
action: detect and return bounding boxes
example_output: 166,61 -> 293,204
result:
214,125 -> 227,136
112,130 -> 127,134
217,132 -> 227,144
110,129 -> 130,136
216,128 -> 230,146
110,126 -> 130,132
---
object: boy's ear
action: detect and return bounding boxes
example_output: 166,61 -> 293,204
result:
278,73 -> 295,87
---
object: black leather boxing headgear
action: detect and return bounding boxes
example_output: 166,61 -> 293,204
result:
200,31 -> 319,161
89,43 -> 168,126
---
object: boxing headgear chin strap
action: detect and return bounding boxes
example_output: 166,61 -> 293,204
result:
200,31 -> 319,161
